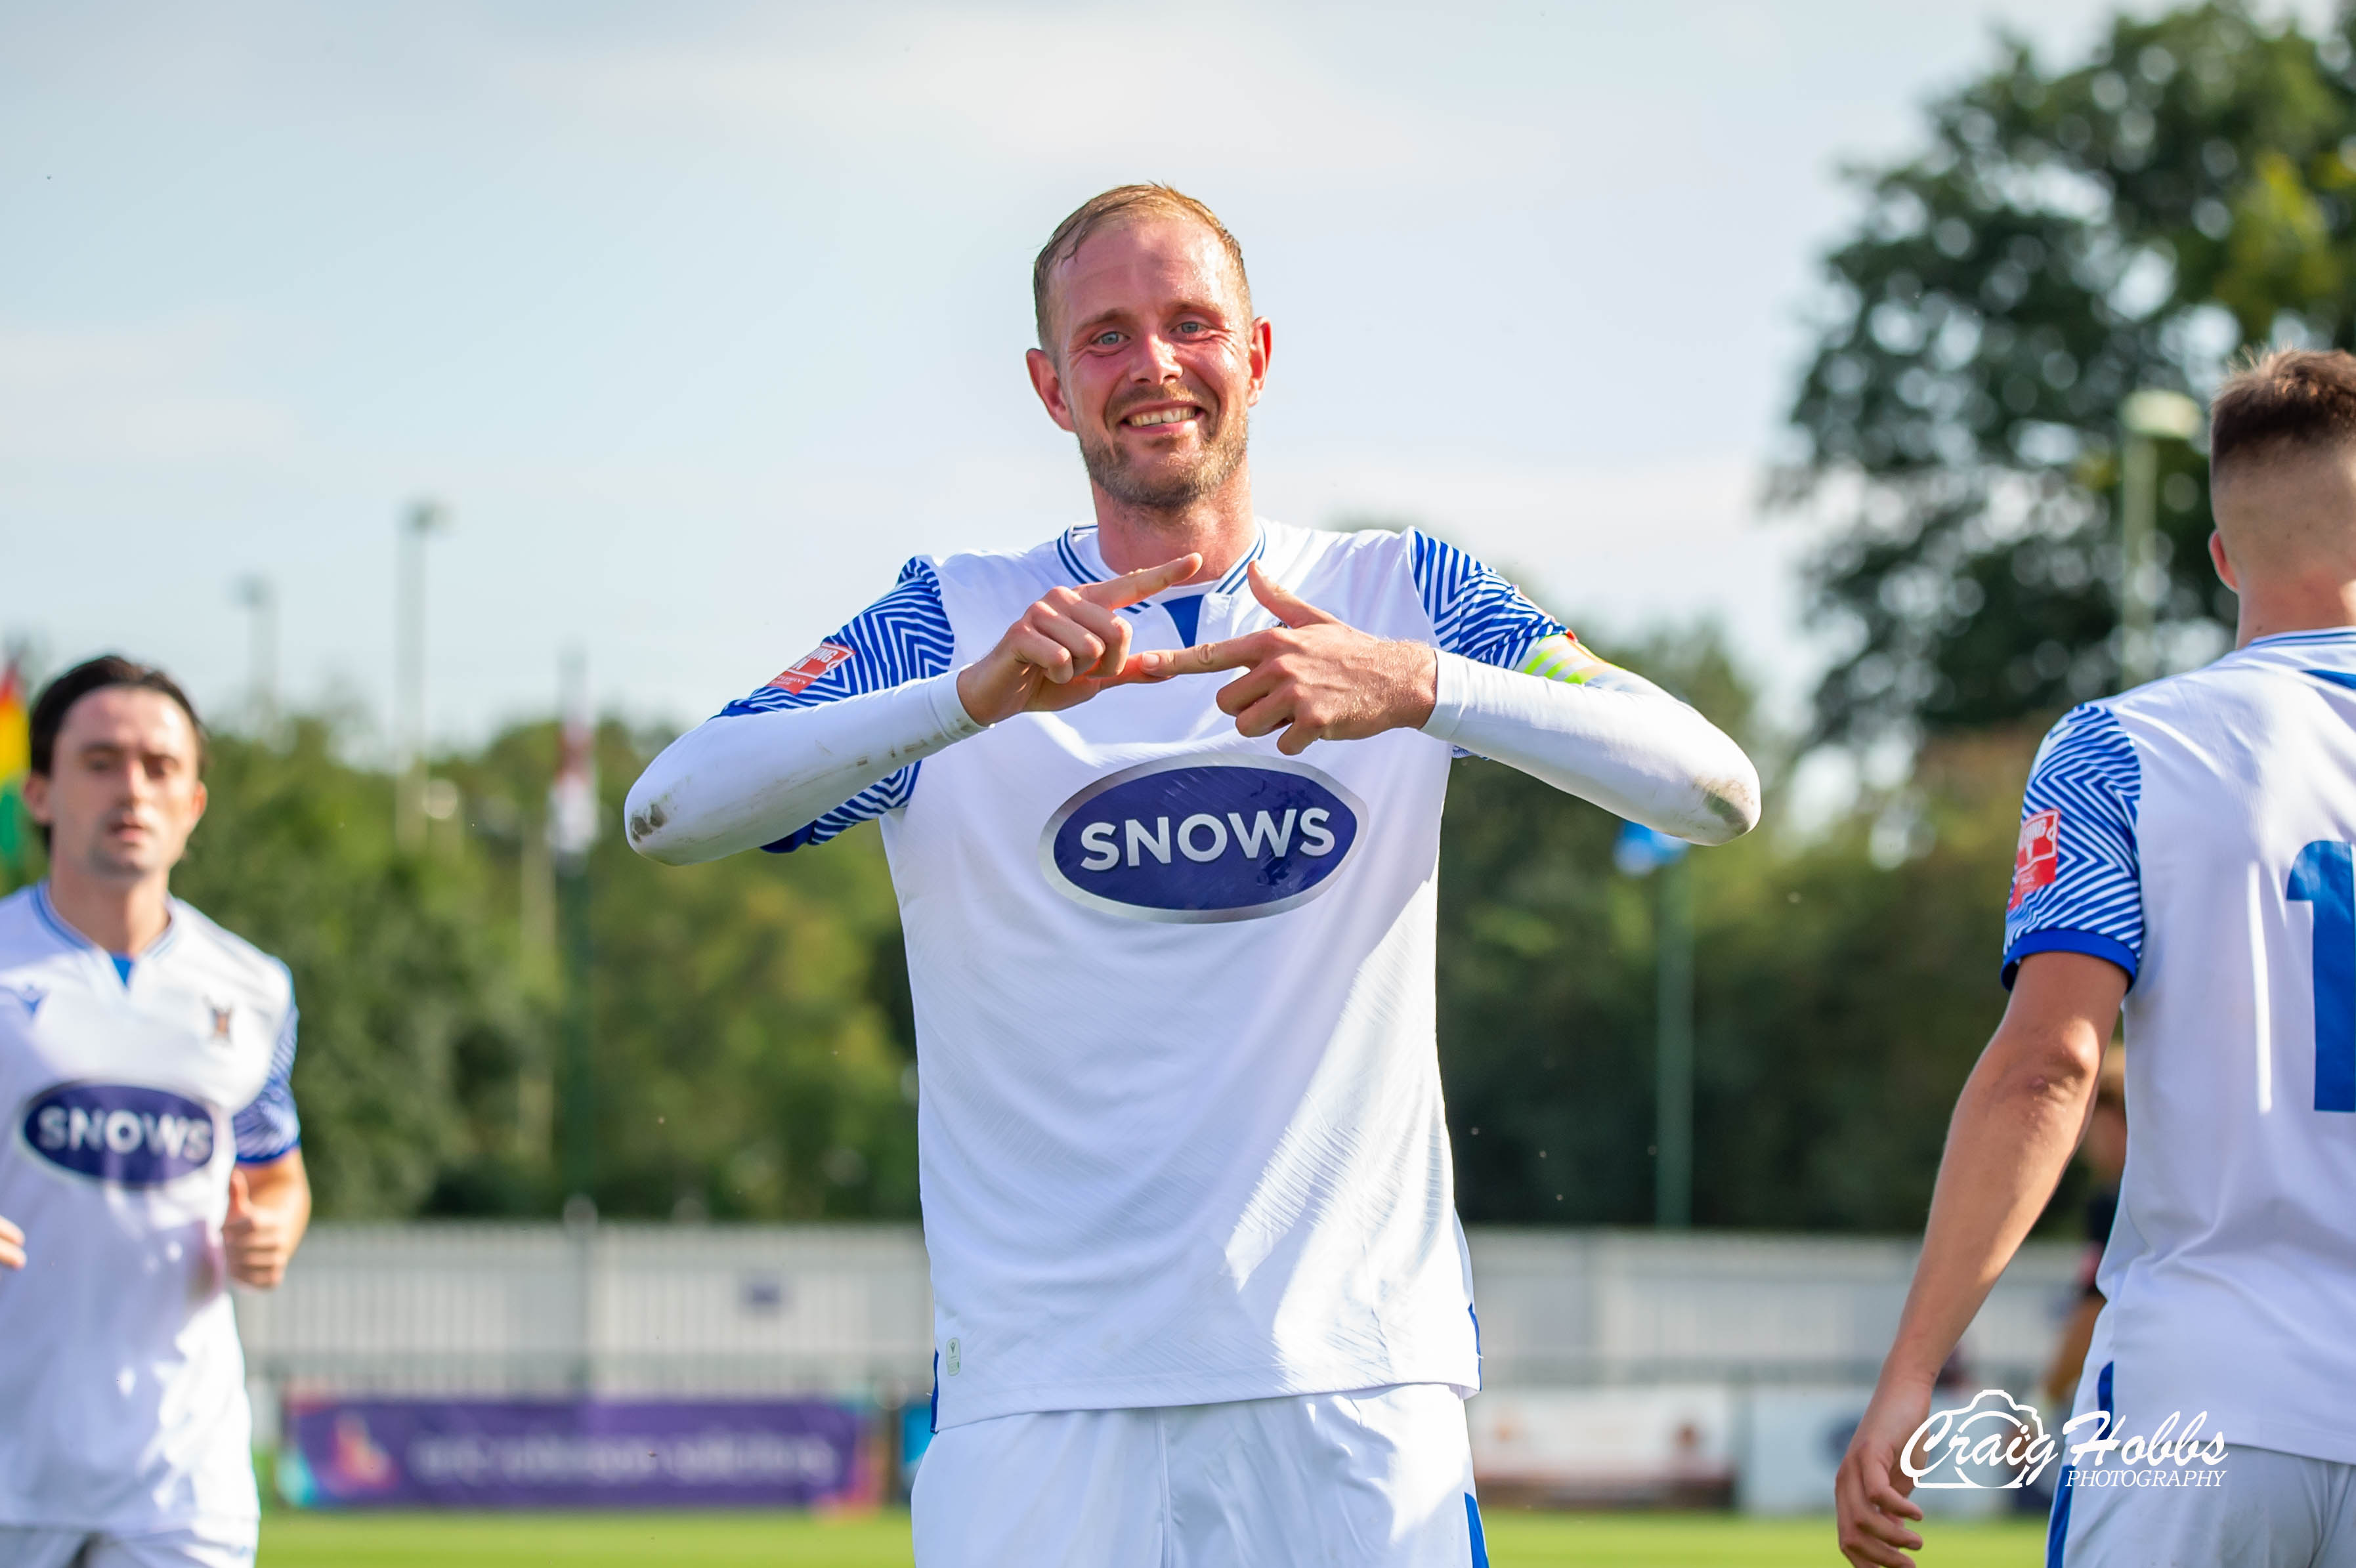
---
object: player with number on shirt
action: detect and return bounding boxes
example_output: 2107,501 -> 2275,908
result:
0,657 -> 310,1568
1835,350 -> 2356,1567
628,184 -> 1759,1566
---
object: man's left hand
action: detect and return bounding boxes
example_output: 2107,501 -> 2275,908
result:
1133,564 -> 1437,755
221,1154 -> 311,1289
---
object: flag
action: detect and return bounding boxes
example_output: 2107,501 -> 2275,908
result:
1613,819 -> 1688,878
547,668 -> 597,870
0,658 -> 29,880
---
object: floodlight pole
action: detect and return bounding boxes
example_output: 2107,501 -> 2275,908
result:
2117,391 -> 2204,691
1655,855 -> 1694,1230
232,575 -> 277,739
395,500 -> 448,851
555,650 -> 597,1204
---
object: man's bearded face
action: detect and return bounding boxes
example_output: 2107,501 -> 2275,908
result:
1036,217 -> 1263,516
1076,375 -> 1250,511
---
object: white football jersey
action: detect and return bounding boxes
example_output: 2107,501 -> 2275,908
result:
0,883 -> 299,1532
724,522 -> 1574,1428
2005,629 -> 2356,1464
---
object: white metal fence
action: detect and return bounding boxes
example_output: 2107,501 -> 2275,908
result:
235,1223 -> 2079,1418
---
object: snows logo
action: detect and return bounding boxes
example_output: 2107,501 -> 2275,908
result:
1040,755 -> 1363,923
20,1081 -> 217,1186
1902,1389 -> 2058,1489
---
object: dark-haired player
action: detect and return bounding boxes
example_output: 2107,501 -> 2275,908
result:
0,656 -> 309,1568
629,184 -> 1759,1565
1837,350 -> 2356,1567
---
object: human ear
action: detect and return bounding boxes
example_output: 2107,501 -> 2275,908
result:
2208,529 -> 2240,591
1026,347 -> 1077,433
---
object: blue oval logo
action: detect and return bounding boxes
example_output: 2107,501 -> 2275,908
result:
1040,755 -> 1365,923
20,1082 -> 217,1186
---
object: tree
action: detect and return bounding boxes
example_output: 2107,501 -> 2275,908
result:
1782,3 -> 2356,744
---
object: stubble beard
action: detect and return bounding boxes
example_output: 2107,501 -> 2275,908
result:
1077,406 -> 1250,513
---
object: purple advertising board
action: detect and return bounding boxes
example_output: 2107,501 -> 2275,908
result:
280,1399 -> 867,1509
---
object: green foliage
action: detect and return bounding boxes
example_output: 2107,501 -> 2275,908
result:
1784,3 -> 2356,742
1439,627 -> 2056,1233
170,721 -> 531,1218
18,716 -> 918,1223
5,639 -> 2056,1235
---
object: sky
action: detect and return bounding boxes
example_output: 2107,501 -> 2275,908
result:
0,0 -> 2284,754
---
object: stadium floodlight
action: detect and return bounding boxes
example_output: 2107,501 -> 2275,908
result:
395,499 -> 450,851
2117,390 -> 2205,690
1617,821 -> 1693,1229
230,574 -> 276,740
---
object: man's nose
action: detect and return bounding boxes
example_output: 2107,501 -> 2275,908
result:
1132,331 -> 1185,381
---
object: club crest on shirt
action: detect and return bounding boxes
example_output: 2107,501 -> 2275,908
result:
1,982 -> 42,1018
1039,754 -> 1364,923
19,1081 -> 217,1186
2009,807 -> 2061,911
207,1001 -> 234,1039
765,642 -> 855,695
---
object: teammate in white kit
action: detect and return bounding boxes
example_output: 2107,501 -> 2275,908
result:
0,658 -> 311,1568
1835,350 -> 2356,1568
628,185 -> 1761,1566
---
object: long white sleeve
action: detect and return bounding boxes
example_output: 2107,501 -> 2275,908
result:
1421,650 -> 1761,844
624,671 -> 985,864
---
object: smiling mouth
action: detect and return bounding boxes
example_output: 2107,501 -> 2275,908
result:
1124,406 -> 1202,429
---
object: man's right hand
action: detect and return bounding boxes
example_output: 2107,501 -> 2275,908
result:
956,555 -> 1202,725
0,1215 -> 22,1270
1835,1376 -> 1931,1566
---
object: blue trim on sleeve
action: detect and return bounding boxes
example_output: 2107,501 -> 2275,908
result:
232,991 -> 302,1164
2003,704 -> 2143,989
722,559 -> 953,853
2002,929 -> 2139,990
1407,530 -> 1564,669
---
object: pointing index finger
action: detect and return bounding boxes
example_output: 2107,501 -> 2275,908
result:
1130,634 -> 1266,679
1082,554 -> 1203,610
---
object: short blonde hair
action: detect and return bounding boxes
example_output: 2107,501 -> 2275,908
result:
1031,184 -> 1251,352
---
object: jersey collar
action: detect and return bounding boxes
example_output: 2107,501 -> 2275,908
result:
2248,626 -> 2356,650
31,881 -> 183,977
1055,522 -> 1268,615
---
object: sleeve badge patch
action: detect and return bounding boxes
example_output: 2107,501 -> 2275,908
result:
765,642 -> 854,694
2008,807 -> 2061,911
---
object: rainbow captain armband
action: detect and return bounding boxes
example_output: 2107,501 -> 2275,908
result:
1514,633 -> 1660,696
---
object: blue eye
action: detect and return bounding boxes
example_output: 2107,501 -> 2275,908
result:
1093,331 -> 1121,347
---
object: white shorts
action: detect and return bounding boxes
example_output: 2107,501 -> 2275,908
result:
910,1382 -> 1489,1568
0,1523 -> 255,1568
2049,1445 -> 2356,1567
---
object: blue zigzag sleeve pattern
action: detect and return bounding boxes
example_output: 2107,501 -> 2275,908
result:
1408,530 -> 1565,669
716,559 -> 956,853
232,990 -> 302,1163
2003,703 -> 2143,988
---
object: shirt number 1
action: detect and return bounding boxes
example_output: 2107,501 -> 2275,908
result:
2288,839 -> 2356,1112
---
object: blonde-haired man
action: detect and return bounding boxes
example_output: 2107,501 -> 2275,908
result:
632,184 -> 1757,1565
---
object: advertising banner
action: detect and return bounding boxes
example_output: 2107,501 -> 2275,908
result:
279,1398 -> 865,1509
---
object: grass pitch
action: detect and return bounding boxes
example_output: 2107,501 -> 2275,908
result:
257,1508 -> 2045,1566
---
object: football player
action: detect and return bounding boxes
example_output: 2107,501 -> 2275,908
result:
0,657 -> 308,1568
629,185 -> 1760,1566
1837,351 -> 2356,1567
